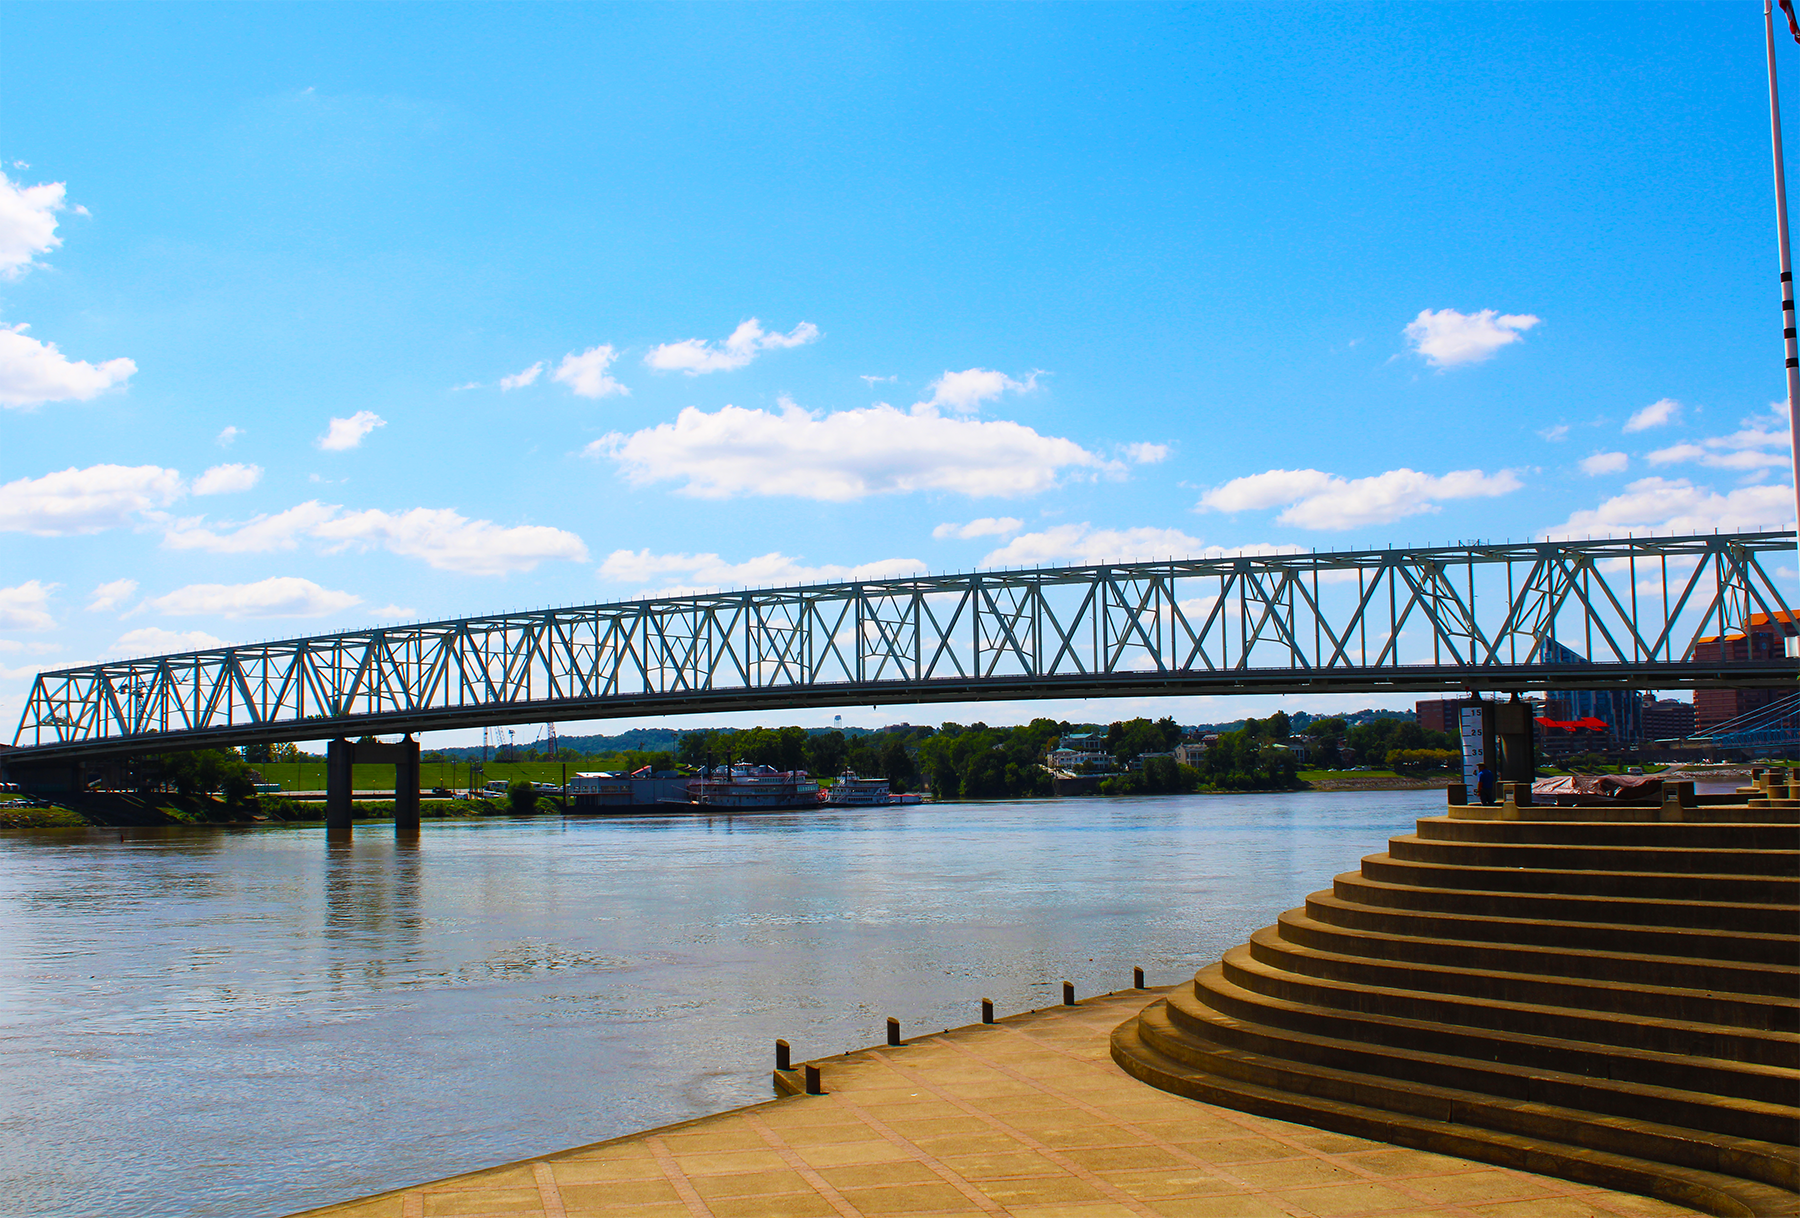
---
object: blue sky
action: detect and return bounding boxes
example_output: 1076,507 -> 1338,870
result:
3,2 -> 1796,742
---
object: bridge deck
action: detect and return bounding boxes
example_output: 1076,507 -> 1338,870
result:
12,531 -> 1798,762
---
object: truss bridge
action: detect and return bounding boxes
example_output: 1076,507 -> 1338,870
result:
9,530 -> 1798,764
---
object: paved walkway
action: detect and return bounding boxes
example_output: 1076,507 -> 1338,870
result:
294,988 -> 1697,1218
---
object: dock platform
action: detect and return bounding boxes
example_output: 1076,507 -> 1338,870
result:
292,987 -> 1695,1218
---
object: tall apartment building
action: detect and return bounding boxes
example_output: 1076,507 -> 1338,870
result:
1641,695 -> 1697,742
1415,699 -> 1456,734
1693,611 -> 1799,733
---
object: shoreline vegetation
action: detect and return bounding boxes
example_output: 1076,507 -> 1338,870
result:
6,709 -> 1779,829
1,764 -> 1775,830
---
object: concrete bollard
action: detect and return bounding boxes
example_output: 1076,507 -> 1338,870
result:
804,1064 -> 822,1095
1062,981 -> 1075,1006
886,1017 -> 901,1046
776,1039 -> 790,1071
981,998 -> 994,1024
1133,967 -> 1145,989
1447,783 -> 1468,806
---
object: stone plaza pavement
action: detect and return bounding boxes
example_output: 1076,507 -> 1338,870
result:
293,988 -> 1699,1218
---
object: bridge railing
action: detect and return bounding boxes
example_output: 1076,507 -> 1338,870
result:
12,531 -> 1798,756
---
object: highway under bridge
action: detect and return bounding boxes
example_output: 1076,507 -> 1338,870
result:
7,529 -> 1795,771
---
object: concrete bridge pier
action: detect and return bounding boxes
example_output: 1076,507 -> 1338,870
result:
392,736 -> 420,832
324,735 -> 421,834
326,738 -> 354,832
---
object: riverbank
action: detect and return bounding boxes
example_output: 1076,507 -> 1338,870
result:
0,791 -> 501,828
1302,776 -> 1453,792
292,986 -> 1695,1218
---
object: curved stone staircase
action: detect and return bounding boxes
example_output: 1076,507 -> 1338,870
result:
1112,794 -> 1800,1217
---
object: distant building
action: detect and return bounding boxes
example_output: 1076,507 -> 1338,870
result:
1693,611 -> 1799,733
1415,699 -> 1457,734
1539,640 -> 1642,746
1173,740 -> 1210,767
1127,751 -> 1175,772
1641,696 -> 1697,742
1047,732 -> 1112,771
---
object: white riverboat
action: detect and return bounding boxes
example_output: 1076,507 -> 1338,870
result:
823,772 -> 892,806
823,773 -> 924,806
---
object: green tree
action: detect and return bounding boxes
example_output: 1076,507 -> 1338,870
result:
1266,710 -> 1291,740
677,731 -> 715,768
1387,748 -> 1459,773
1109,717 -> 1174,766
804,731 -> 849,777
153,749 -> 251,798
507,778 -> 539,813
878,733 -> 918,793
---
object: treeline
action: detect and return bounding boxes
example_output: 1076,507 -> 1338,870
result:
1284,714 -> 1454,769
675,726 -> 925,793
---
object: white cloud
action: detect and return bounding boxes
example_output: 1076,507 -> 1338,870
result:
499,361 -> 544,391
1121,442 -> 1169,465
145,577 -> 362,619
551,344 -> 629,399
599,548 -> 925,596
161,500 -> 586,575
587,398 -> 1113,501
1645,407 -> 1791,471
1543,477 -> 1796,538
0,174 -> 66,279
980,524 -> 1212,568
1705,406 -> 1791,451
192,463 -> 263,495
1197,466 -> 1523,529
311,507 -> 588,575
0,581 -> 57,631
216,425 -> 242,447
917,368 -> 1039,414
111,627 -> 227,656
1623,398 -> 1681,433
86,579 -> 138,613
860,374 -> 897,387
163,501 -> 340,554
645,319 -> 819,375
0,639 -> 58,655
1579,452 -> 1628,476
1403,308 -> 1540,368
0,464 -> 183,535
371,603 -> 417,619
932,517 -> 1024,540
1647,444 -> 1788,472
0,323 -> 137,408
317,410 -> 385,451
1538,424 -> 1571,442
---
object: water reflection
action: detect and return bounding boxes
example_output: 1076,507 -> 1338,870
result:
0,791 -> 1441,1218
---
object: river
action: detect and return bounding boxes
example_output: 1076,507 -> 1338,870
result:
0,789 -> 1443,1217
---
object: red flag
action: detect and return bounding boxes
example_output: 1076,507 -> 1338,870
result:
1782,0 -> 1800,46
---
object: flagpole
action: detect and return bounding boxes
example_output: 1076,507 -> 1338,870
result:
1766,0 -> 1800,560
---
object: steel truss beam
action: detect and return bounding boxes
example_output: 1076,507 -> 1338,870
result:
12,531 -> 1798,762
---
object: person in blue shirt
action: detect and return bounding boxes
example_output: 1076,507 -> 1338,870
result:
1475,763 -> 1497,805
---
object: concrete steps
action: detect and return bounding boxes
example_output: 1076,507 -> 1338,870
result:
1112,807 -> 1800,1217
